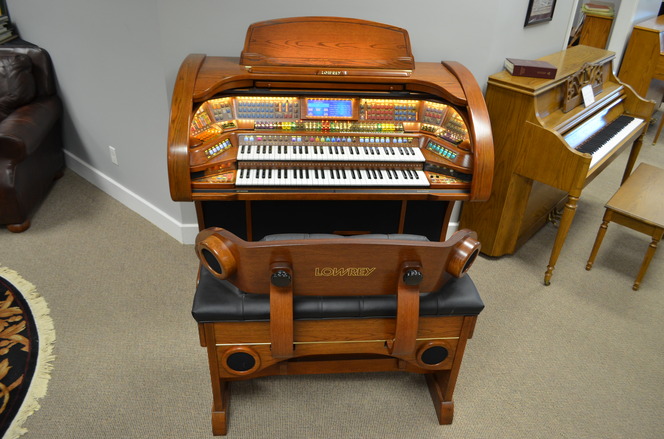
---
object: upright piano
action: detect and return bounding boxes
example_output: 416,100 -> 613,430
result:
168,17 -> 493,241
618,15 -> 664,98
460,45 -> 654,285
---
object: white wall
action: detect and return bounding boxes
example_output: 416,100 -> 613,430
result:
608,0 -> 660,55
7,0 -> 657,243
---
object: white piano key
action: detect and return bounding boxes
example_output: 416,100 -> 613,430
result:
235,167 -> 430,187
588,117 -> 644,168
239,144 -> 425,162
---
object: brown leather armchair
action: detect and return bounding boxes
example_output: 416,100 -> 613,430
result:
0,43 -> 64,232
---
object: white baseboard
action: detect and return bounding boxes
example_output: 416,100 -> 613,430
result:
64,150 -> 199,244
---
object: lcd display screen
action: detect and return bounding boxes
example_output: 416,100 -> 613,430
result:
305,98 -> 353,118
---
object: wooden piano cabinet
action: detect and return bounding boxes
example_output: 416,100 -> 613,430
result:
459,45 -> 654,285
578,13 -> 614,49
618,15 -> 664,99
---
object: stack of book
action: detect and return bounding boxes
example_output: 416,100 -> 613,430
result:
582,2 -> 615,17
0,0 -> 18,45
504,58 -> 557,79
0,14 -> 17,44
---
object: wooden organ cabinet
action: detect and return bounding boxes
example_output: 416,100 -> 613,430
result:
167,17 -> 494,241
460,45 -> 654,285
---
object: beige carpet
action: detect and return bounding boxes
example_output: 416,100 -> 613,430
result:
0,121 -> 662,438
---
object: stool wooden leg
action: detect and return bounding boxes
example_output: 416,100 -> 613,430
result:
633,230 -> 663,291
586,210 -> 612,271
653,112 -> 664,145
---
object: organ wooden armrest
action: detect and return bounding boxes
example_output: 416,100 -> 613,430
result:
269,262 -> 294,358
389,261 -> 422,356
269,259 -> 425,359
443,61 -> 494,201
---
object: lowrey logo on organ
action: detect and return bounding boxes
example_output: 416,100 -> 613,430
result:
315,267 -> 376,276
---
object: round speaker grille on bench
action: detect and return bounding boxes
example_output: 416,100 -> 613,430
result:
227,352 -> 255,371
201,248 -> 223,275
416,342 -> 451,368
221,347 -> 261,375
421,346 -> 448,365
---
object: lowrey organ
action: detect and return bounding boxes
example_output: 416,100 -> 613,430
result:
167,17 -> 494,241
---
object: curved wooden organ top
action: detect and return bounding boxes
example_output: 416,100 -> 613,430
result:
167,17 -> 493,203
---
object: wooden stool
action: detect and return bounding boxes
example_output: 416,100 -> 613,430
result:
586,163 -> 664,290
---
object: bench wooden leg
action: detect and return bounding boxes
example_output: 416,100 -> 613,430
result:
633,230 -> 663,291
426,371 -> 454,424
211,380 -> 230,435
586,210 -> 612,271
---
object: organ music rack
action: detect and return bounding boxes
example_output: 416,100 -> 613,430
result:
168,17 -> 494,240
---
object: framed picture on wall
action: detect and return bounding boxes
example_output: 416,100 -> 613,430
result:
524,0 -> 557,27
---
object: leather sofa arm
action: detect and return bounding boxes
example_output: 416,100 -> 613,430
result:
0,96 -> 61,161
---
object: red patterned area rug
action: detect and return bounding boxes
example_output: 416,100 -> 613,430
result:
0,267 -> 55,439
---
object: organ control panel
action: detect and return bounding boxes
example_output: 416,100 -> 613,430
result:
187,94 -> 475,192
167,17 -> 494,240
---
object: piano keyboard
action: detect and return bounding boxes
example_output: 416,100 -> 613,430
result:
575,115 -> 644,168
235,167 -> 430,187
237,144 -> 425,162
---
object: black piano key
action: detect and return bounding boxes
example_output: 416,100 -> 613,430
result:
576,115 -> 636,155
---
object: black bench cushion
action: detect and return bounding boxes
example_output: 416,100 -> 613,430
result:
192,266 -> 484,323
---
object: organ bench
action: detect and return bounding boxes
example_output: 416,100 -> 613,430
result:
192,228 -> 484,435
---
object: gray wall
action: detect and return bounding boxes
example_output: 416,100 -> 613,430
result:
7,0 -> 661,243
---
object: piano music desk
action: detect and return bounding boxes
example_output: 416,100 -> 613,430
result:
586,163 -> 664,290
